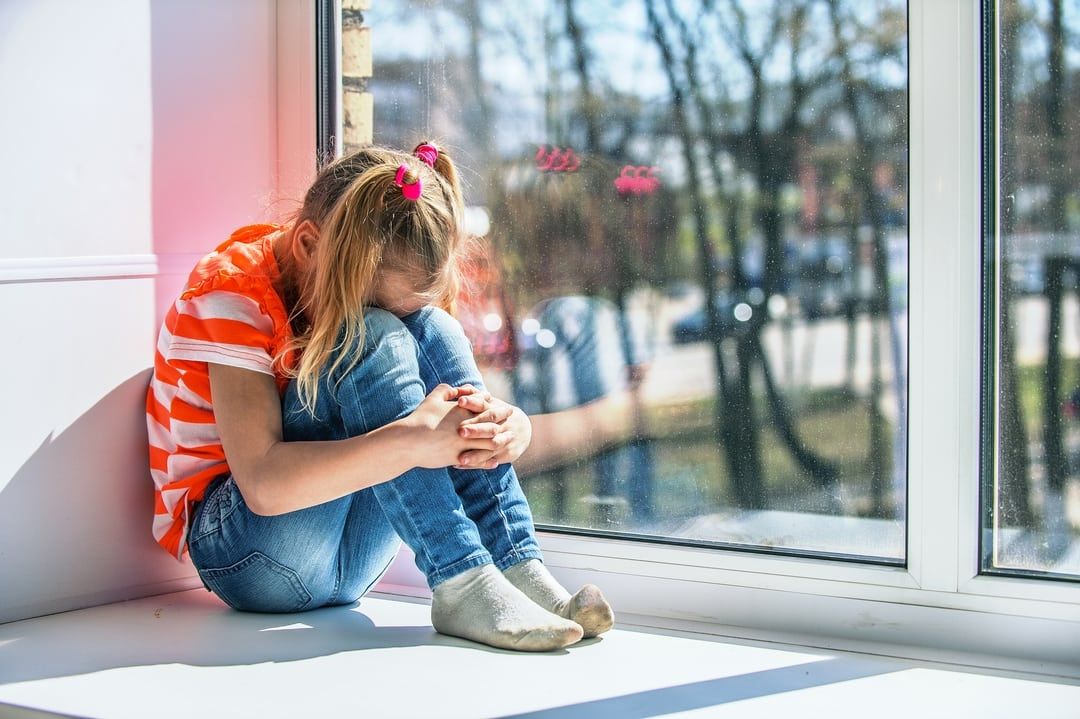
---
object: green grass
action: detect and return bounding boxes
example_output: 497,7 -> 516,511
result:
522,387 -> 887,528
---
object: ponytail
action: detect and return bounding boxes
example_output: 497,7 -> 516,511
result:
276,143 -> 469,415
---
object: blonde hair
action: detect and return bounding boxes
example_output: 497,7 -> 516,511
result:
275,143 -> 468,415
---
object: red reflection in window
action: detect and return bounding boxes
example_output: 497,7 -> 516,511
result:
614,165 -> 661,196
535,145 -> 581,172
455,242 -> 519,370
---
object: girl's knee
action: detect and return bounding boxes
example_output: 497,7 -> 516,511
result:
329,308 -> 428,431
331,307 -> 421,377
397,306 -> 485,391
355,308 -> 424,382
363,306 -> 409,340
400,305 -> 470,353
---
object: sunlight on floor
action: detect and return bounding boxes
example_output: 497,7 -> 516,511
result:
0,589 -> 1075,718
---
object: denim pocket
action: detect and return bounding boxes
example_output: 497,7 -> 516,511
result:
189,475 -> 237,546
199,551 -> 313,613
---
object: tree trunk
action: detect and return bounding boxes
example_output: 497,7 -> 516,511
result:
646,0 -> 765,507
843,219 -> 859,393
561,0 -> 611,295
828,0 -> 902,516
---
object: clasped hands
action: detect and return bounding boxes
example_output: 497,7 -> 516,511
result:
404,383 -> 531,471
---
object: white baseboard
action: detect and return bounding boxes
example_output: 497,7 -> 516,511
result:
0,576 -> 203,626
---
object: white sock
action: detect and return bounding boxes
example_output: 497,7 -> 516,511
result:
502,558 -> 614,638
430,563 -> 583,651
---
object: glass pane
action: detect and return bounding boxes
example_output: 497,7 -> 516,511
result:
986,0 -> 1080,579
343,0 -> 908,562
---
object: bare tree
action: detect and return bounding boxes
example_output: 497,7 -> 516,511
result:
645,0 -> 768,507
826,0 -> 906,514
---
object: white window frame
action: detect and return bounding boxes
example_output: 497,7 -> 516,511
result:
300,0 -> 1080,673
277,0 -> 320,205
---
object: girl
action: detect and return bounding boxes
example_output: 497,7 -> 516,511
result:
146,143 -> 613,652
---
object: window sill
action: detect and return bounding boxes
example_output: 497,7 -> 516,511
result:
377,535 -> 1080,675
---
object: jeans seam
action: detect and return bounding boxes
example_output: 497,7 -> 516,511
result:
189,480 -> 230,546
357,552 -> 399,599
479,470 -> 522,567
428,550 -> 492,588
200,551 -> 314,613
328,546 -> 344,606
189,525 -> 220,547
354,389 -> 369,437
412,320 -> 468,393
191,485 -> 242,546
382,476 -> 437,578
410,313 -> 538,575
218,495 -> 241,526
494,547 -> 543,572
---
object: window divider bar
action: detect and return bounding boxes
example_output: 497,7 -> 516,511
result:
276,0 -> 319,203
907,0 -> 980,594
954,0 -> 989,591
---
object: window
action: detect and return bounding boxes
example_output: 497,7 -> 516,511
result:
322,0 -> 1080,665
984,0 -> 1080,580
342,0 -> 909,564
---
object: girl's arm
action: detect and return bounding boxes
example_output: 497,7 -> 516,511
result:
516,392 -> 637,475
454,390 -> 638,476
209,362 -> 498,516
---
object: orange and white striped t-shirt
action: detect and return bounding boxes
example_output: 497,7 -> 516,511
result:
146,224 -> 295,559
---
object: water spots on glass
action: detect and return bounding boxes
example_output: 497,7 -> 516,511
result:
987,0 -> 1080,578
351,0 -> 912,562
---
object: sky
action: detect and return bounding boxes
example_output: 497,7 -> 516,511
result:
363,0 -> 908,145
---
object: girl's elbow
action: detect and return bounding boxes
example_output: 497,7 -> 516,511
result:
233,474 -> 280,516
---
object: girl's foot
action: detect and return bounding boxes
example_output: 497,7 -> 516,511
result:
502,558 -> 614,638
430,563 -> 583,651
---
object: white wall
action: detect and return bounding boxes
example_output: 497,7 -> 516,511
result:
0,0 -> 283,623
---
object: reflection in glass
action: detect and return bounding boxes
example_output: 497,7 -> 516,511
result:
988,0 -> 1080,579
344,0 -> 908,562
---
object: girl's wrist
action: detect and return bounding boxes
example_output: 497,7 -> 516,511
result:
361,418 -> 421,475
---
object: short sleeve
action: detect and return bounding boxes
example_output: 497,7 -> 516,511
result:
164,289 -> 276,375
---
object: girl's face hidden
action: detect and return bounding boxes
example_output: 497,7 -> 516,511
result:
371,269 -> 430,318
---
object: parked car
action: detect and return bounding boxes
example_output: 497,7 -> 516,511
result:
671,291 -> 736,344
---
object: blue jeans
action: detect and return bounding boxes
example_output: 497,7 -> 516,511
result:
188,306 -> 543,613
514,296 -> 656,522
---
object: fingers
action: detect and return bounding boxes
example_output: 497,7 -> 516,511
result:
430,383 -> 458,401
461,431 -> 512,451
458,422 -> 501,439
459,403 -> 514,426
427,383 -> 492,409
454,449 -> 502,470
453,430 -> 512,469
455,393 -> 489,413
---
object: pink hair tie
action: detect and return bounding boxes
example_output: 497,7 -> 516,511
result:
413,142 -> 440,168
394,164 -> 423,201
